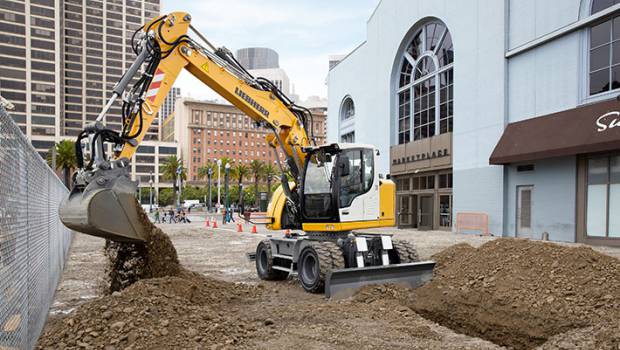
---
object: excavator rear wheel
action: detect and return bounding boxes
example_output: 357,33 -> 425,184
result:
390,239 -> 420,264
298,241 -> 345,293
256,240 -> 288,280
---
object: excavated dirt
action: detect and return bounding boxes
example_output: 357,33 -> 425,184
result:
411,238 -> 620,350
38,210 -> 620,349
103,207 -> 180,293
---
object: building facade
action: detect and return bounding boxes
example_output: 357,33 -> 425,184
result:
0,0 -> 178,196
328,0 -> 620,246
174,98 -> 327,184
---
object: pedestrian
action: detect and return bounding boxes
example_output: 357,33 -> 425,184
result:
221,206 -> 226,225
229,205 -> 235,223
168,208 -> 176,223
154,209 -> 160,223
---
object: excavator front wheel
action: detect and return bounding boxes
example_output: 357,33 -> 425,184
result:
298,241 -> 344,293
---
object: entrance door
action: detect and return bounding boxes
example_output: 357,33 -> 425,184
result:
418,195 -> 434,230
398,195 -> 411,227
516,186 -> 533,237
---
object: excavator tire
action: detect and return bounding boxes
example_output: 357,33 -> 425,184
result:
256,240 -> 288,280
298,241 -> 345,293
390,239 -> 420,264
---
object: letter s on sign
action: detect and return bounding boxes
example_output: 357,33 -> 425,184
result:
596,111 -> 620,132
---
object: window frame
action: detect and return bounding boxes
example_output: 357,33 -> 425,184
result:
396,21 -> 454,144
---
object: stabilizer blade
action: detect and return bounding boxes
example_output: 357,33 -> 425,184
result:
325,261 -> 436,299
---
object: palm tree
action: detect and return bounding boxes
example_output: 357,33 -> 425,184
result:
161,155 -> 186,195
197,161 -> 216,182
249,159 -> 264,206
47,140 -> 77,188
263,163 -> 278,200
231,163 -> 250,205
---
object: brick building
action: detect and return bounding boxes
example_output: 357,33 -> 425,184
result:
174,98 -> 326,184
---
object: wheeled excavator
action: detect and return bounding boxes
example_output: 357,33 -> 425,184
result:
59,12 -> 435,298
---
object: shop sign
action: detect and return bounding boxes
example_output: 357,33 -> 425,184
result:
392,148 -> 449,165
596,111 -> 620,132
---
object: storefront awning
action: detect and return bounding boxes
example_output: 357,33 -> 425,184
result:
490,99 -> 620,165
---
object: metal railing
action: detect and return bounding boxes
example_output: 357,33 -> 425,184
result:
0,106 -> 72,349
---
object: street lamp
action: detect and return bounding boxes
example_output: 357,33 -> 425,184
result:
176,163 -> 183,208
149,171 -> 153,213
224,162 -> 231,213
216,159 -> 222,213
207,167 -> 213,213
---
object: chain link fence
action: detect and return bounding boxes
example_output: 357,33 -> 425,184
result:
0,106 -> 73,349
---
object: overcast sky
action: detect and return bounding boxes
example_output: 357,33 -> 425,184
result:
161,0 -> 379,102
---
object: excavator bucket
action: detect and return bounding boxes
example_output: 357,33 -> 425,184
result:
324,261 -> 436,299
59,169 -> 147,243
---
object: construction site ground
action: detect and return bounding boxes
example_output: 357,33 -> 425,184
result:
39,213 -> 620,349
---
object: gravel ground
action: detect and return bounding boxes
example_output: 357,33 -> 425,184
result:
42,214 -> 620,349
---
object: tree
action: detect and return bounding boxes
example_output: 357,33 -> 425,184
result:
158,188 -> 174,206
249,159 -> 264,206
47,140 -> 77,188
161,155 -> 186,195
263,163 -> 278,200
231,163 -> 250,205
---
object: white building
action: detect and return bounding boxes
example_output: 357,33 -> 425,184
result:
328,0 -> 620,247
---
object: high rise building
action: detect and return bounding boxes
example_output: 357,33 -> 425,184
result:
235,47 -> 278,70
0,0 -> 178,199
159,86 -> 179,140
235,47 -> 292,97
160,86 -> 179,121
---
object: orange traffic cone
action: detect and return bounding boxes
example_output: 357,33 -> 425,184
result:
205,217 -> 210,227
212,218 -> 218,229
251,225 -> 257,234
237,223 -> 243,232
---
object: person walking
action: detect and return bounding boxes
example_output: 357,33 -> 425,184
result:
154,209 -> 161,223
228,204 -> 235,223
168,208 -> 176,223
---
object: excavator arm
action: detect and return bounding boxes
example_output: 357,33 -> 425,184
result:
119,12 -> 310,178
59,12 -> 315,241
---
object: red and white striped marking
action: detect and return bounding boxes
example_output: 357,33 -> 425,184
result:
146,69 -> 165,102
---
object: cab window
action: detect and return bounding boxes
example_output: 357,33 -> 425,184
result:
338,149 -> 374,208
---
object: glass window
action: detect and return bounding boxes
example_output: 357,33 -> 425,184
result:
439,195 -> 452,227
340,97 -> 354,120
303,152 -> 334,218
586,156 -> 620,237
589,7 -> 620,95
339,150 -> 364,208
397,21 -> 453,144
362,149 -> 374,192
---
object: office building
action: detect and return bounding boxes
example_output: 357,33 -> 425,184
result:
0,0 -> 178,197
328,0 -> 620,246
174,98 -> 327,184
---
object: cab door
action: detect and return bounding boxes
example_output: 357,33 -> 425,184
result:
336,148 -> 379,222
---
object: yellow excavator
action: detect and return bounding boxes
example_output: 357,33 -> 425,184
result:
59,12 -> 435,298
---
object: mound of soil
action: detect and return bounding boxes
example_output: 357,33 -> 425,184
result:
412,238 -> 620,349
103,207 -> 181,293
535,319 -> 620,350
36,272 -> 261,349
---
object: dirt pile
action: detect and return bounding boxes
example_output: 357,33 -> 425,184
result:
37,270 -> 261,349
412,238 -> 620,349
103,207 -> 180,293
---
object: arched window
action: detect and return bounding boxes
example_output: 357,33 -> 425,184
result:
589,0 -> 620,95
340,96 -> 355,121
397,21 -> 453,144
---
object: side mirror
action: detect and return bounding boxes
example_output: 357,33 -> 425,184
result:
339,156 -> 350,177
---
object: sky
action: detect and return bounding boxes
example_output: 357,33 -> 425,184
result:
161,0 -> 380,102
